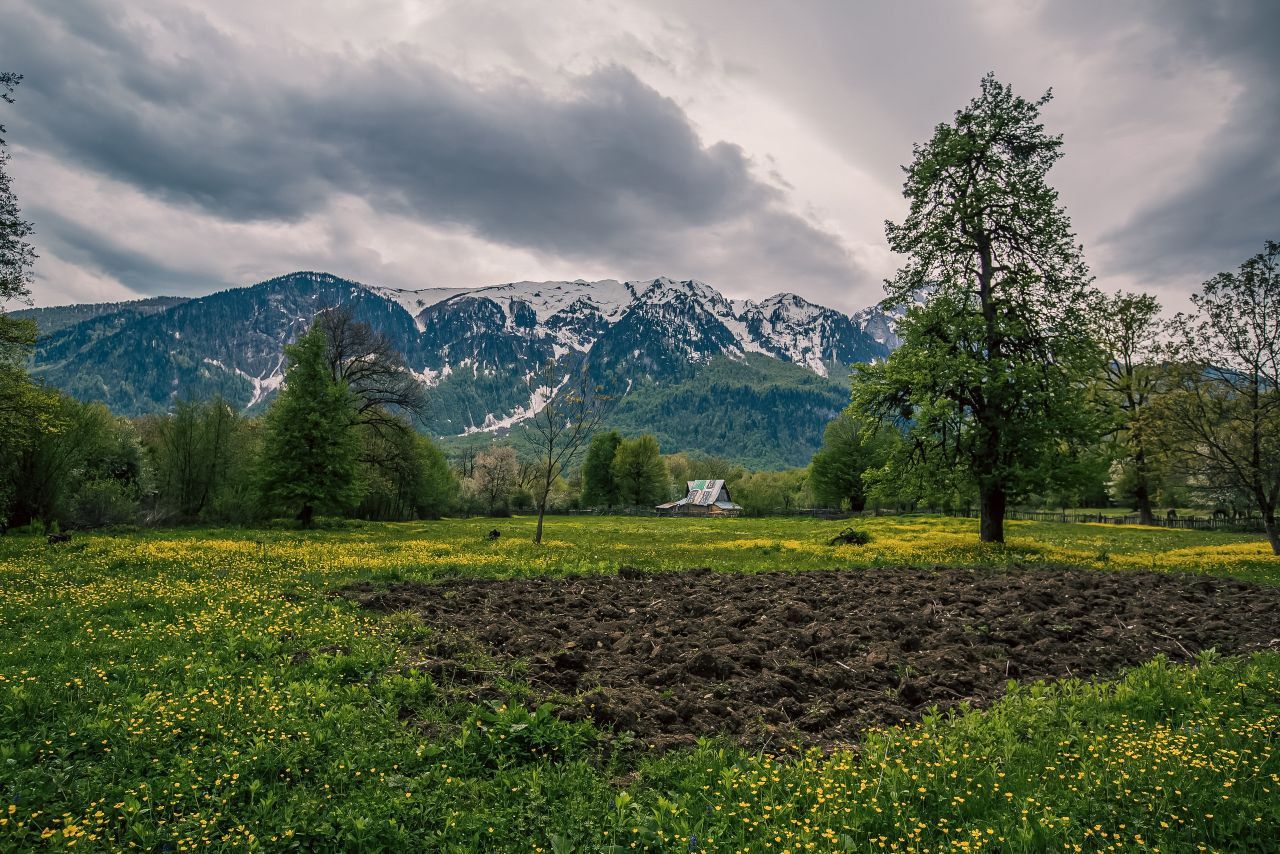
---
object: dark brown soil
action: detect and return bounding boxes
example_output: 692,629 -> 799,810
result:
349,566 -> 1280,749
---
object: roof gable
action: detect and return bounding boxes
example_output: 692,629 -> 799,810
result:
686,479 -> 728,506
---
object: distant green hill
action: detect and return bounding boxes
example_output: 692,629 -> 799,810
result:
606,355 -> 850,469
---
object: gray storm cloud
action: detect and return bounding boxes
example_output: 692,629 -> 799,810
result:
0,0 -> 1275,308
1094,0 -> 1280,283
0,0 -> 862,301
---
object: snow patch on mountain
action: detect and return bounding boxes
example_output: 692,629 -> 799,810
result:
362,285 -> 470,328
203,357 -> 284,407
447,279 -> 637,323
463,375 -> 570,434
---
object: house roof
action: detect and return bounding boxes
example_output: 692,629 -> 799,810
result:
686,479 -> 727,506
656,479 -> 742,511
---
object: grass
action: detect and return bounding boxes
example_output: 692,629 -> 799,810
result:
0,515 -> 1277,851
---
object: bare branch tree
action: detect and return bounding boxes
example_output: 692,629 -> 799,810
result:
1155,241 -> 1280,553
314,306 -> 426,433
522,359 -> 613,544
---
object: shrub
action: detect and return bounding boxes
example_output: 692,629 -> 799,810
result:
828,527 -> 872,546
70,480 -> 138,528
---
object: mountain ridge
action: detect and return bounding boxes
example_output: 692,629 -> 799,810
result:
22,271 -> 901,466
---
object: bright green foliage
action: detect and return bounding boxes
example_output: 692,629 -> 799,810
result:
0,73 -> 35,306
808,408 -> 898,510
0,73 -> 56,525
611,434 -> 668,506
855,74 -> 1105,543
5,395 -> 142,528
580,430 -> 622,507
258,328 -> 362,527
1034,444 -> 1112,511
731,468 -> 808,516
140,396 -> 257,521
1096,292 -> 1165,524
357,426 -> 457,520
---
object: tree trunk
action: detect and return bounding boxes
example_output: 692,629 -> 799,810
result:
299,504 -> 314,529
979,484 -> 1006,543
1133,449 -> 1155,525
1265,513 -> 1279,556
534,502 -> 546,545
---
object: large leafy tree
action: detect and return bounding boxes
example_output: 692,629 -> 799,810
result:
808,408 -> 898,510
611,435 -> 668,506
0,73 -> 34,307
1096,292 -> 1164,524
580,430 -> 622,507
0,72 -> 57,523
356,424 -> 457,521
1156,241 -> 1280,554
145,396 -> 246,520
7,396 -> 142,528
258,327 -> 362,527
853,74 -> 1104,542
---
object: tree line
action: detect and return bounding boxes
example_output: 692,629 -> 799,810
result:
0,309 -> 459,531
841,74 -> 1279,553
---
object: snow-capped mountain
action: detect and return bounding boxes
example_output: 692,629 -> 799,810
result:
25,272 -> 900,463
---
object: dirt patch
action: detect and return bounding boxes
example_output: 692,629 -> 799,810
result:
348,566 -> 1280,749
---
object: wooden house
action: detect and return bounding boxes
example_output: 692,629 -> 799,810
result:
656,479 -> 743,516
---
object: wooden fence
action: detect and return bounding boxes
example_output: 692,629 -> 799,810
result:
556,505 -> 1269,532
945,507 -> 1269,533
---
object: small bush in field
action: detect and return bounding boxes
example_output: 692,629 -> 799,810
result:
828,526 -> 872,546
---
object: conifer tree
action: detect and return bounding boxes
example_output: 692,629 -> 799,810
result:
258,327 -> 361,527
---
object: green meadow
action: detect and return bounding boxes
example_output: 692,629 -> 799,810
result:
0,516 -> 1277,851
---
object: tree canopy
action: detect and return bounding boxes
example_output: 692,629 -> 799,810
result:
808,408 -> 897,511
1096,292 -> 1164,523
581,430 -> 622,508
1156,241 -> 1280,553
611,435 -> 668,507
258,327 -> 362,527
853,74 -> 1104,542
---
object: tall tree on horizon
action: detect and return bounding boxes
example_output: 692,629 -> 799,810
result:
580,429 -> 622,508
853,74 -> 1105,543
258,327 -> 362,528
611,434 -> 668,507
1096,292 -> 1164,524
1156,241 -> 1280,554
0,72 -> 57,525
0,73 -> 34,309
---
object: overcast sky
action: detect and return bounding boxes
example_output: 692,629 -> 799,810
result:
2,0 -> 1276,312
